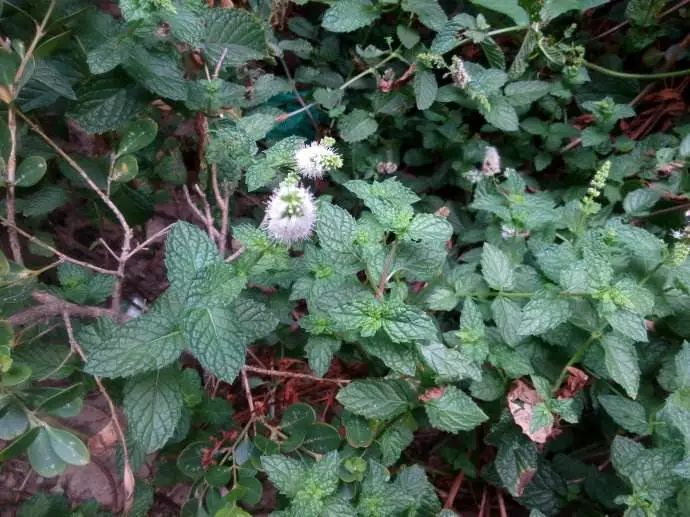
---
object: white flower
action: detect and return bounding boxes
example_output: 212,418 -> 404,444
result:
264,182 -> 317,244
465,169 -> 483,183
448,56 -> 470,88
294,138 -> 343,180
482,146 -> 501,176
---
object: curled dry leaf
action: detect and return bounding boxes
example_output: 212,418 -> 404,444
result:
507,380 -> 559,444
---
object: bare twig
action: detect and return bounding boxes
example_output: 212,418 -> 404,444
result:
0,217 -> 118,275
15,111 -> 133,312
63,313 -> 134,515
241,367 -> 256,417
212,48 -> 229,79
497,489 -> 508,517
592,0 -> 690,41
126,223 -> 175,259
243,365 -> 350,385
182,185 -> 219,240
8,291 -> 117,326
210,166 -> 231,255
6,108 -> 23,265
278,56 -> 319,133
375,241 -> 399,300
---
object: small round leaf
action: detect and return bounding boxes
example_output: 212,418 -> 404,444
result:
111,154 -> 139,183
117,117 -> 158,156
46,427 -> 90,466
16,156 -> 47,187
28,428 -> 67,477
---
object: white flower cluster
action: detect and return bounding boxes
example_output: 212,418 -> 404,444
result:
263,138 -> 343,245
293,137 -> 343,180
465,146 -> 502,183
264,180 -> 317,244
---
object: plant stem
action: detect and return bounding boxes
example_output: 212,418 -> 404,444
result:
552,331 -> 601,391
584,61 -> 690,80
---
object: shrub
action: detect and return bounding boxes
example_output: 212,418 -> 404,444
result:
1,0 -> 689,515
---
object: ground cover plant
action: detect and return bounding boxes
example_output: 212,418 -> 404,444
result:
1,0 -> 689,515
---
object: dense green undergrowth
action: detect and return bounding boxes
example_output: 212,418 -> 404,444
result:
1,0 -> 690,515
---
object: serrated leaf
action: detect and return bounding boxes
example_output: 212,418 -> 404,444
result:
518,294 -> 571,335
602,333 -> 640,399
378,420 -> 414,466
316,202 -> 358,255
123,368 -> 183,454
68,85 -> 147,134
339,109 -> 378,142
605,309 -> 648,342
504,81 -> 551,105
165,221 -> 222,292
413,69 -> 438,110
424,386 -> 488,432
481,38 -> 506,69
322,0 -> 379,33
598,394 -> 649,435
469,0 -> 529,24
509,28 -> 537,79
491,297 -> 523,347
305,336 -> 341,377
202,9 -> 268,67
261,455 -> 306,497
337,379 -> 414,420
480,96 -> 519,131
418,341 -> 482,381
184,299 -> 278,383
481,243 -> 515,290
383,304 -> 437,343
406,213 -> 452,242
401,0 -> 447,31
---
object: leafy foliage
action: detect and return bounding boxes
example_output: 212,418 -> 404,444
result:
1,0 -> 690,515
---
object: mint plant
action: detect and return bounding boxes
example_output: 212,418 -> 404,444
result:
1,0 -> 690,515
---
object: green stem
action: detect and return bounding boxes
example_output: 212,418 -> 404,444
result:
584,61 -> 690,80
451,25 -> 528,53
339,50 -> 402,90
552,330 -> 602,391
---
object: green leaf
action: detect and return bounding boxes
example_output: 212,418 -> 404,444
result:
28,429 -> 67,478
16,156 -> 48,187
418,341 -> 482,381
598,395 -> 649,435
184,299 -> 278,383
423,386 -> 488,432
602,333 -> 640,399
111,154 -> 139,183
481,38 -> 506,69
45,427 -> 89,466
81,306 -> 185,378
261,455 -> 306,497
504,81 -> 551,106
480,96 -> 519,132
491,297 -> 524,347
405,213 -> 452,243
494,437 -> 538,497
625,0 -> 666,26
378,420 -> 414,466
316,202 -> 358,255
344,412 -> 375,448
339,109 -> 378,143
117,117 -> 158,156
201,9 -> 268,67
322,0 -> 379,33
68,85 -> 147,134
303,422 -> 342,453
675,342 -> 690,390
165,221 -> 222,292
337,379 -> 414,420
481,243 -> 515,291
396,25 -> 420,49
508,28 -> 537,79
622,188 -> 661,215
123,368 -> 183,454
518,294 -> 571,336
605,309 -> 648,342
0,427 -> 40,462
305,336 -> 340,377
469,0 -> 529,25
401,0 -> 447,31
611,436 -> 681,506
413,69 -> 438,110
383,304 -> 437,343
